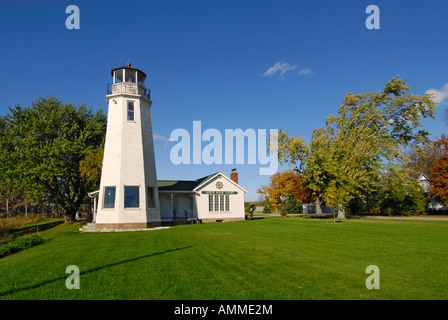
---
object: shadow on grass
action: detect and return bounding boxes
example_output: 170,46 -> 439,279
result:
246,217 -> 265,221
0,245 -> 193,298
11,221 -> 64,238
306,214 -> 335,219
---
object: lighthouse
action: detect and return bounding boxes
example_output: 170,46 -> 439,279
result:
95,63 -> 161,230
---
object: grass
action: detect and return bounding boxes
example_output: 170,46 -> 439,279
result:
0,216 -> 447,300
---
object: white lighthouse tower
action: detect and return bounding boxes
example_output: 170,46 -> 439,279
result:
95,63 -> 161,231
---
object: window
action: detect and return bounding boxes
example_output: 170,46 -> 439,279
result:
147,187 -> 156,208
209,195 -> 213,211
125,69 -> 136,83
137,72 -> 145,86
124,186 -> 139,208
103,186 -> 116,208
214,195 -> 219,211
114,70 -> 123,83
220,195 -> 224,211
127,101 -> 135,121
208,194 -> 231,212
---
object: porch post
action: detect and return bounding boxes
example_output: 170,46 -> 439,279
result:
170,193 -> 174,221
93,197 -> 97,222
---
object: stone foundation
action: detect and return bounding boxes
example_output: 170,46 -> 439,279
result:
95,221 -> 161,231
95,218 -> 244,230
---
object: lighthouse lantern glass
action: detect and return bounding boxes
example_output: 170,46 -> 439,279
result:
137,72 -> 145,86
114,70 -> 123,83
125,69 -> 136,83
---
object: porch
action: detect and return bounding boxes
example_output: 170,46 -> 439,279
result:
159,191 -> 198,225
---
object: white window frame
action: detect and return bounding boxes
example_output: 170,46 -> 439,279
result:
208,193 -> 231,212
209,195 -> 213,211
127,100 -> 135,121
225,195 -> 230,211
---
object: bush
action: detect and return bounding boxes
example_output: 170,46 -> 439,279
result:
380,178 -> 428,216
280,197 -> 303,216
0,234 -> 45,259
244,202 -> 256,220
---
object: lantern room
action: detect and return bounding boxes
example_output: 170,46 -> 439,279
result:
107,63 -> 150,100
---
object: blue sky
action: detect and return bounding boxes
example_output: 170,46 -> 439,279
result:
1,0 -> 448,201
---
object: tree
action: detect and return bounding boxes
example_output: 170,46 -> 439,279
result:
379,166 -> 427,216
80,146 -> 104,192
427,134 -> 448,206
2,96 -> 106,222
268,129 -> 309,172
272,77 -> 436,219
257,169 -> 314,212
245,202 -> 256,220
403,142 -> 441,176
280,197 -> 303,216
262,203 -> 272,213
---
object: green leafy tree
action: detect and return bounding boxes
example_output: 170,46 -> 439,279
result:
313,77 -> 435,218
280,197 -> 303,216
245,202 -> 256,220
80,146 -> 104,192
268,129 -> 309,172
272,77 -> 436,218
263,198 -> 273,213
0,116 -> 32,216
404,142 -> 441,176
380,166 -> 427,216
2,96 -> 106,222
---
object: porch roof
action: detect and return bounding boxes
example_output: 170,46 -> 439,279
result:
157,173 -> 218,192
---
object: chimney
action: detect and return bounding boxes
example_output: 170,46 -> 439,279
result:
230,168 -> 238,184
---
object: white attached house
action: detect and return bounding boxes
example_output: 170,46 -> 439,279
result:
158,170 -> 247,225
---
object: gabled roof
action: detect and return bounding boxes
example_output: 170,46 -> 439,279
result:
418,172 -> 430,181
157,172 -> 247,193
157,173 -> 218,192
193,172 -> 247,193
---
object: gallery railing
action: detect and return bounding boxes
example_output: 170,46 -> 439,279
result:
107,83 -> 151,100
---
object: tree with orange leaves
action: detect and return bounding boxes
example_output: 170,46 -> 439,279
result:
428,134 -> 448,206
257,169 -> 314,211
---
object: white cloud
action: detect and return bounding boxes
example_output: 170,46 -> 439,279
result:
299,69 -> 312,76
425,82 -> 448,104
153,134 -> 173,147
263,62 -> 298,77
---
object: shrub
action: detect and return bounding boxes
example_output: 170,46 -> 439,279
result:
280,197 -> 303,216
380,177 -> 427,216
0,234 -> 45,259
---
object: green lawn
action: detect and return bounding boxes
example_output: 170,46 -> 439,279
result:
0,216 -> 447,300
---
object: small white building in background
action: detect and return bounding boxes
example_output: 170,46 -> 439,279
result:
89,64 -> 246,231
417,173 -> 448,211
